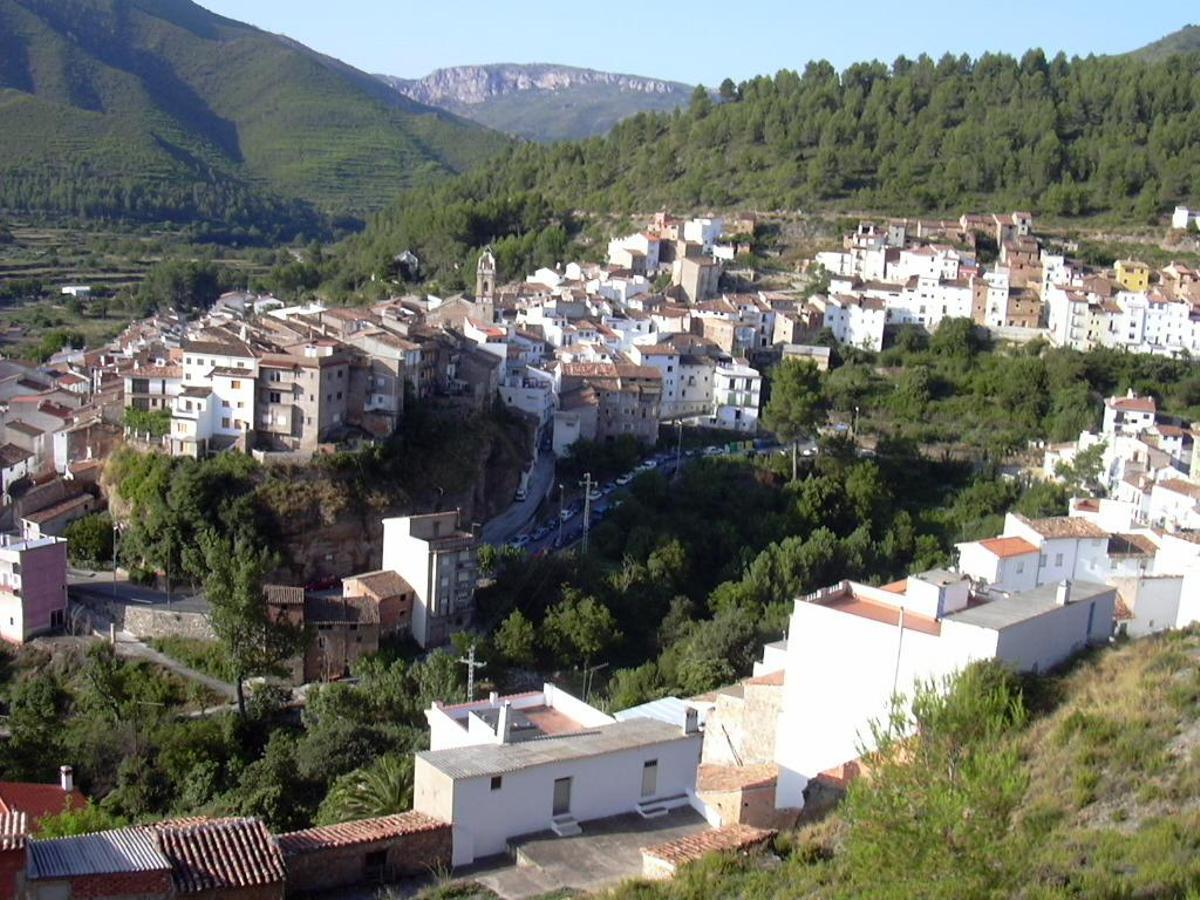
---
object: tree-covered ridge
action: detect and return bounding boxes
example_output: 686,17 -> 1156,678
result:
349,46 -> 1200,257
0,0 -> 509,236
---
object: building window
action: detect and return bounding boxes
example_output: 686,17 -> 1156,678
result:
336,392 -> 343,400
491,776 -> 503,791
231,380 -> 241,389
1016,561 -> 1024,574
269,392 -> 282,404
1055,553 -> 1063,567
222,418 -> 231,429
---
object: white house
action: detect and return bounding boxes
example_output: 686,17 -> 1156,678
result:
818,295 -> 886,351
1102,392 -> 1157,437
381,512 -> 479,648
414,688 -> 702,866
1147,479 -> 1200,531
710,360 -> 761,433
1172,206 -> 1198,231
772,571 -> 1115,810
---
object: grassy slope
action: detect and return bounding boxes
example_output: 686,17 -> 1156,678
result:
1129,25 -> 1200,61
0,0 -> 508,222
608,630 -> 1200,898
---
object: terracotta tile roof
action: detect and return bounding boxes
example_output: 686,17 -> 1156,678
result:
744,669 -> 784,687
642,824 -> 774,868
1158,479 -> 1200,501
978,536 -> 1039,558
0,443 -> 32,468
128,365 -> 182,379
6,421 -> 44,437
880,578 -> 908,593
1109,395 -> 1156,413
263,585 -> 305,606
696,763 -> 778,793
1019,515 -> 1109,539
276,812 -> 447,856
344,570 -> 412,599
0,812 -> 27,850
21,493 -> 93,526
158,818 -> 284,893
0,783 -> 86,824
1108,533 -> 1158,557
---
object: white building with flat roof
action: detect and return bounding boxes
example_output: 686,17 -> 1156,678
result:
414,686 -> 702,866
381,512 -> 478,648
772,571 -> 1114,810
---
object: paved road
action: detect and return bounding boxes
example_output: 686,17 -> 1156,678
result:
481,451 -> 557,546
68,569 -> 207,611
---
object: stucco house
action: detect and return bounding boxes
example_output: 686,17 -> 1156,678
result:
413,685 -> 702,867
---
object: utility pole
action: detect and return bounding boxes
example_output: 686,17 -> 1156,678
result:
674,420 -> 683,478
579,472 -> 593,554
457,644 -> 487,702
557,482 -> 565,548
111,522 -> 119,598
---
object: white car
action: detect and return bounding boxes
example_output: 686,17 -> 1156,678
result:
560,507 -> 577,522
636,459 -> 657,472
588,489 -> 602,502
615,473 -> 634,486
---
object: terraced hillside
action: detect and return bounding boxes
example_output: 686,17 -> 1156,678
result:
0,0 -> 509,234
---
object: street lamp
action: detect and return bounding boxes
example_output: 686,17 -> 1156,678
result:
111,521 -> 120,598
674,420 -> 684,476
853,405 -> 860,440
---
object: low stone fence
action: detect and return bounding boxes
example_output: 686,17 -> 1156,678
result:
123,605 -> 216,641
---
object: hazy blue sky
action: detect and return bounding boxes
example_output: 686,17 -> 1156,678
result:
199,1 -> 1195,84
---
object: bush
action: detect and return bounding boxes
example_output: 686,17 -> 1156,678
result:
64,513 -> 113,567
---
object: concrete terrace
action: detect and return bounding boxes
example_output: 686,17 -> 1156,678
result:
462,808 -> 709,899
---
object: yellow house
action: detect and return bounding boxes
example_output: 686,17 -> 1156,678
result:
1115,259 -> 1150,293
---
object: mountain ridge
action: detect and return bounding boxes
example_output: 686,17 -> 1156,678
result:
0,0 -> 509,236
377,62 -> 693,142
1127,24 -> 1200,60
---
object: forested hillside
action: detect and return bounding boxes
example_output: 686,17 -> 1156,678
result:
334,48 -> 1200,289
0,0 -> 508,237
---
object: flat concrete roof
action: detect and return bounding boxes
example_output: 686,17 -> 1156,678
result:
947,580 -> 1112,630
418,719 -> 689,781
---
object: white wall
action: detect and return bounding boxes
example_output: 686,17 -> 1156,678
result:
773,601 -> 985,809
1112,576 -> 1183,637
982,589 -> 1114,672
439,735 -> 701,865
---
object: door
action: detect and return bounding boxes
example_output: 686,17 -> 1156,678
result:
552,777 -> 572,816
641,760 -> 658,798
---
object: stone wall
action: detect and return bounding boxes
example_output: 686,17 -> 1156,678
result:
283,825 -> 451,894
123,606 -> 216,641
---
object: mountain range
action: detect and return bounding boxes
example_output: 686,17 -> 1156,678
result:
0,0 -> 509,235
377,64 -> 694,142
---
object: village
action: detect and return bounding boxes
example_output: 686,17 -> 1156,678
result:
0,205 -> 1199,897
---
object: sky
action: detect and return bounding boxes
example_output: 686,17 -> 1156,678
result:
198,1 -> 1196,85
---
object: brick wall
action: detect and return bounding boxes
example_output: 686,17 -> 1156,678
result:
20,869 -> 173,899
188,885 -> 282,900
283,826 -> 451,895
0,846 -> 22,900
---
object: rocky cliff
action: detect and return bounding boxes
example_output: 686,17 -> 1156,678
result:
376,63 -> 692,141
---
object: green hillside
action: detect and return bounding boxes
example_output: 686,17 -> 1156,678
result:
1130,25 -> 1200,61
335,49 -> 1200,289
0,0 -> 509,236
613,630 -> 1200,898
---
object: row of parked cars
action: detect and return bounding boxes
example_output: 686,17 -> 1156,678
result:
505,444 -> 747,552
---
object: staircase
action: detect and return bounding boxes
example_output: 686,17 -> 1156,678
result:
550,814 -> 581,837
637,793 -> 690,819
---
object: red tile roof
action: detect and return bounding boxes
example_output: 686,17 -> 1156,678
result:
978,536 -> 1039,559
276,812 -> 447,856
642,824 -> 775,868
0,783 -> 86,824
158,818 -> 284,893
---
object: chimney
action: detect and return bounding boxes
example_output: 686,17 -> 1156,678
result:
497,702 -> 513,744
684,707 -> 700,735
60,765 -> 73,793
488,691 -> 498,704
1056,580 -> 1072,606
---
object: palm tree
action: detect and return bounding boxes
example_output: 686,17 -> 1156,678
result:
316,754 -> 413,825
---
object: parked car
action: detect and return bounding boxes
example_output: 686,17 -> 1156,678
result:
560,507 -> 577,522
616,473 -> 634,486
636,459 -> 657,472
601,482 -> 617,496
513,534 -> 531,548
703,446 -> 723,457
587,489 -> 602,502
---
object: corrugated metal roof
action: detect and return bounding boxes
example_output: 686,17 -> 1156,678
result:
417,719 -> 691,780
27,829 -> 171,879
277,812 -> 447,856
159,818 -> 284,893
